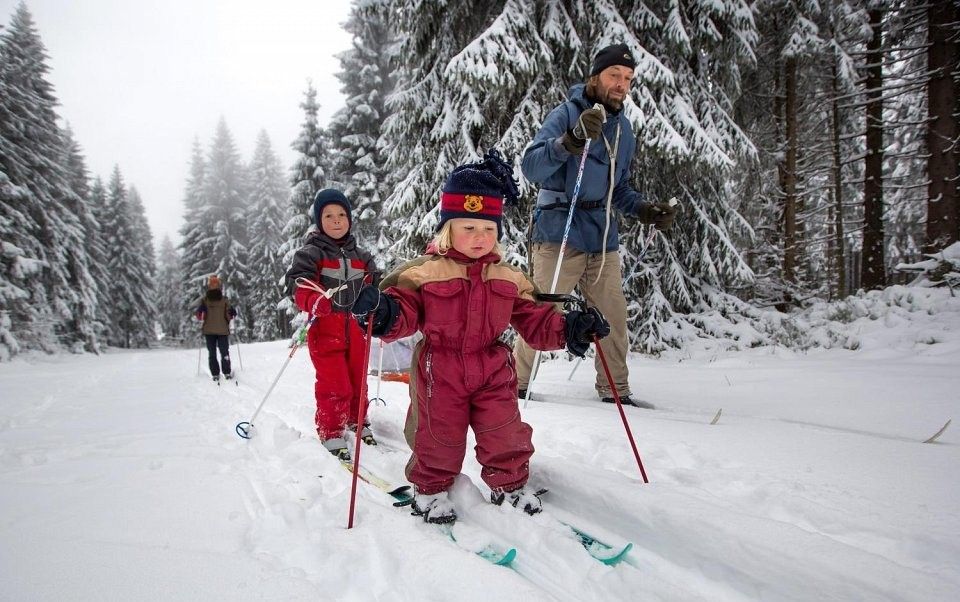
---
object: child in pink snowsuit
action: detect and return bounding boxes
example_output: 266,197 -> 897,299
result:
350,151 -> 610,524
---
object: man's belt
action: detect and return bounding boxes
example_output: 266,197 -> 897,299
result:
536,189 -> 603,211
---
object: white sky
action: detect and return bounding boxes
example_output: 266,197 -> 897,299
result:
1,0 -> 353,245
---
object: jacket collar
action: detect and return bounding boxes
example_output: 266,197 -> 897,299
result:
308,229 -> 356,252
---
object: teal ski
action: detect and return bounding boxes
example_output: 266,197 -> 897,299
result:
564,522 -> 633,566
342,461 -> 517,567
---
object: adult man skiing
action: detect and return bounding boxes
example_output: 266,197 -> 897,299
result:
513,43 -> 677,408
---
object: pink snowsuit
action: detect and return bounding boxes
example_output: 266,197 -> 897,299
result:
380,247 -> 567,495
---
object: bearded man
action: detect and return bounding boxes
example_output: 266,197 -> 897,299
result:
514,43 -> 678,408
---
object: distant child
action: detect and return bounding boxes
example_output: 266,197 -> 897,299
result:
195,275 -> 238,382
350,151 -> 610,524
285,188 -> 380,461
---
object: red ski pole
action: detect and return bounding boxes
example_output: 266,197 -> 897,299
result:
347,314 -> 376,529
593,335 -> 649,483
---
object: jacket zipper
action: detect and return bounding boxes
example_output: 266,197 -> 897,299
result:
340,247 -> 350,333
425,351 -> 434,398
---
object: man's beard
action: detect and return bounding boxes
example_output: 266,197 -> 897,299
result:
599,86 -> 624,111
586,79 -> 624,112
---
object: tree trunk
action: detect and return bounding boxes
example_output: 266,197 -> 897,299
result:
782,56 -> 799,290
925,0 -> 959,253
831,60 -> 846,299
861,9 -> 886,290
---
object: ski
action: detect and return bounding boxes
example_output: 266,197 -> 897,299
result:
528,391 -> 722,426
530,489 -> 633,566
562,522 -> 633,566
923,418 -> 952,444
339,460 -> 517,566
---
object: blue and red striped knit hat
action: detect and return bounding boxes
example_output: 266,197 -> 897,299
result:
438,150 -> 520,240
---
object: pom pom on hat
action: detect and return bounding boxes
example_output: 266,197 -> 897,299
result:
437,150 -> 519,240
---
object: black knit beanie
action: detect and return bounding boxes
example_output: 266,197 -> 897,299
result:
590,43 -> 636,76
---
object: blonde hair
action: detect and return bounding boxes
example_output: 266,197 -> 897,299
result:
432,220 -> 504,257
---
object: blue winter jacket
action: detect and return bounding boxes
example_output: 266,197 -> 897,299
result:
521,83 -> 649,253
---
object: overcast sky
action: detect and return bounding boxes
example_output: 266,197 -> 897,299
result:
1,0 -> 353,245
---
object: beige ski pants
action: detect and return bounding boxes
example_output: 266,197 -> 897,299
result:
513,243 -> 631,398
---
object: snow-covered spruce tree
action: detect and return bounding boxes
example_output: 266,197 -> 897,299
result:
154,236 -> 182,342
0,172 -> 42,360
200,118 -> 250,335
61,126 -> 103,352
381,0 -> 551,267
881,2 -> 930,281
280,83 -> 329,320
101,167 -> 140,347
124,185 -> 158,347
0,3 -> 95,354
177,139 -> 212,340
327,0 -> 398,253
381,0 -> 759,352
87,177 -> 114,324
610,0 -> 760,351
245,130 -> 289,341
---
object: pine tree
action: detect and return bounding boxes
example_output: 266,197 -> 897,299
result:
0,3 -> 95,354
154,236 -> 182,342
177,139 -> 211,339
246,130 -> 289,340
381,0 -> 549,263
61,126 -> 102,352
327,0 -> 398,250
102,167 -> 139,347
125,185 -> 158,346
282,83 -> 329,263
280,83 -> 329,322
380,0 -> 760,352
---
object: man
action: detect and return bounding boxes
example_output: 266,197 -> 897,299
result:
513,43 -> 677,408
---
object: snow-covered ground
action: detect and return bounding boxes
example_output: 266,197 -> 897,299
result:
2,287 -> 958,601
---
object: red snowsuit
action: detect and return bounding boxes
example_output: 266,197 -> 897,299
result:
379,247 -> 567,495
286,231 -> 378,441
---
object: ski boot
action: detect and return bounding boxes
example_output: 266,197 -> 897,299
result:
491,486 -> 543,515
349,424 -> 377,446
601,394 -> 655,409
322,437 -> 351,462
411,490 -> 457,524
212,374 -> 220,384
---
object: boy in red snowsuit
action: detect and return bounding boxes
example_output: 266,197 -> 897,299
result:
351,151 -> 610,524
285,189 -> 379,461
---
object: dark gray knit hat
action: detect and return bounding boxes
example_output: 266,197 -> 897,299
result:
590,44 -> 636,76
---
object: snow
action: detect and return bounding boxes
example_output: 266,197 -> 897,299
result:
2,289 -> 959,601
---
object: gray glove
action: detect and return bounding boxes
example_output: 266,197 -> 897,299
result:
560,106 -> 605,154
637,198 -> 679,231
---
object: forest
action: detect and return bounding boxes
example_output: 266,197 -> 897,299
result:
1,0 -> 957,360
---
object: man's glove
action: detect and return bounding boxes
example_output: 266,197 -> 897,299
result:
351,285 -> 398,336
563,307 -> 611,358
637,198 -> 678,231
560,106 -> 605,154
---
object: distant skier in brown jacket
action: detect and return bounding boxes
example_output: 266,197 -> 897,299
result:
195,275 -> 237,381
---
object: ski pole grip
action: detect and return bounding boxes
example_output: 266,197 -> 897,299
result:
593,103 -> 606,121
